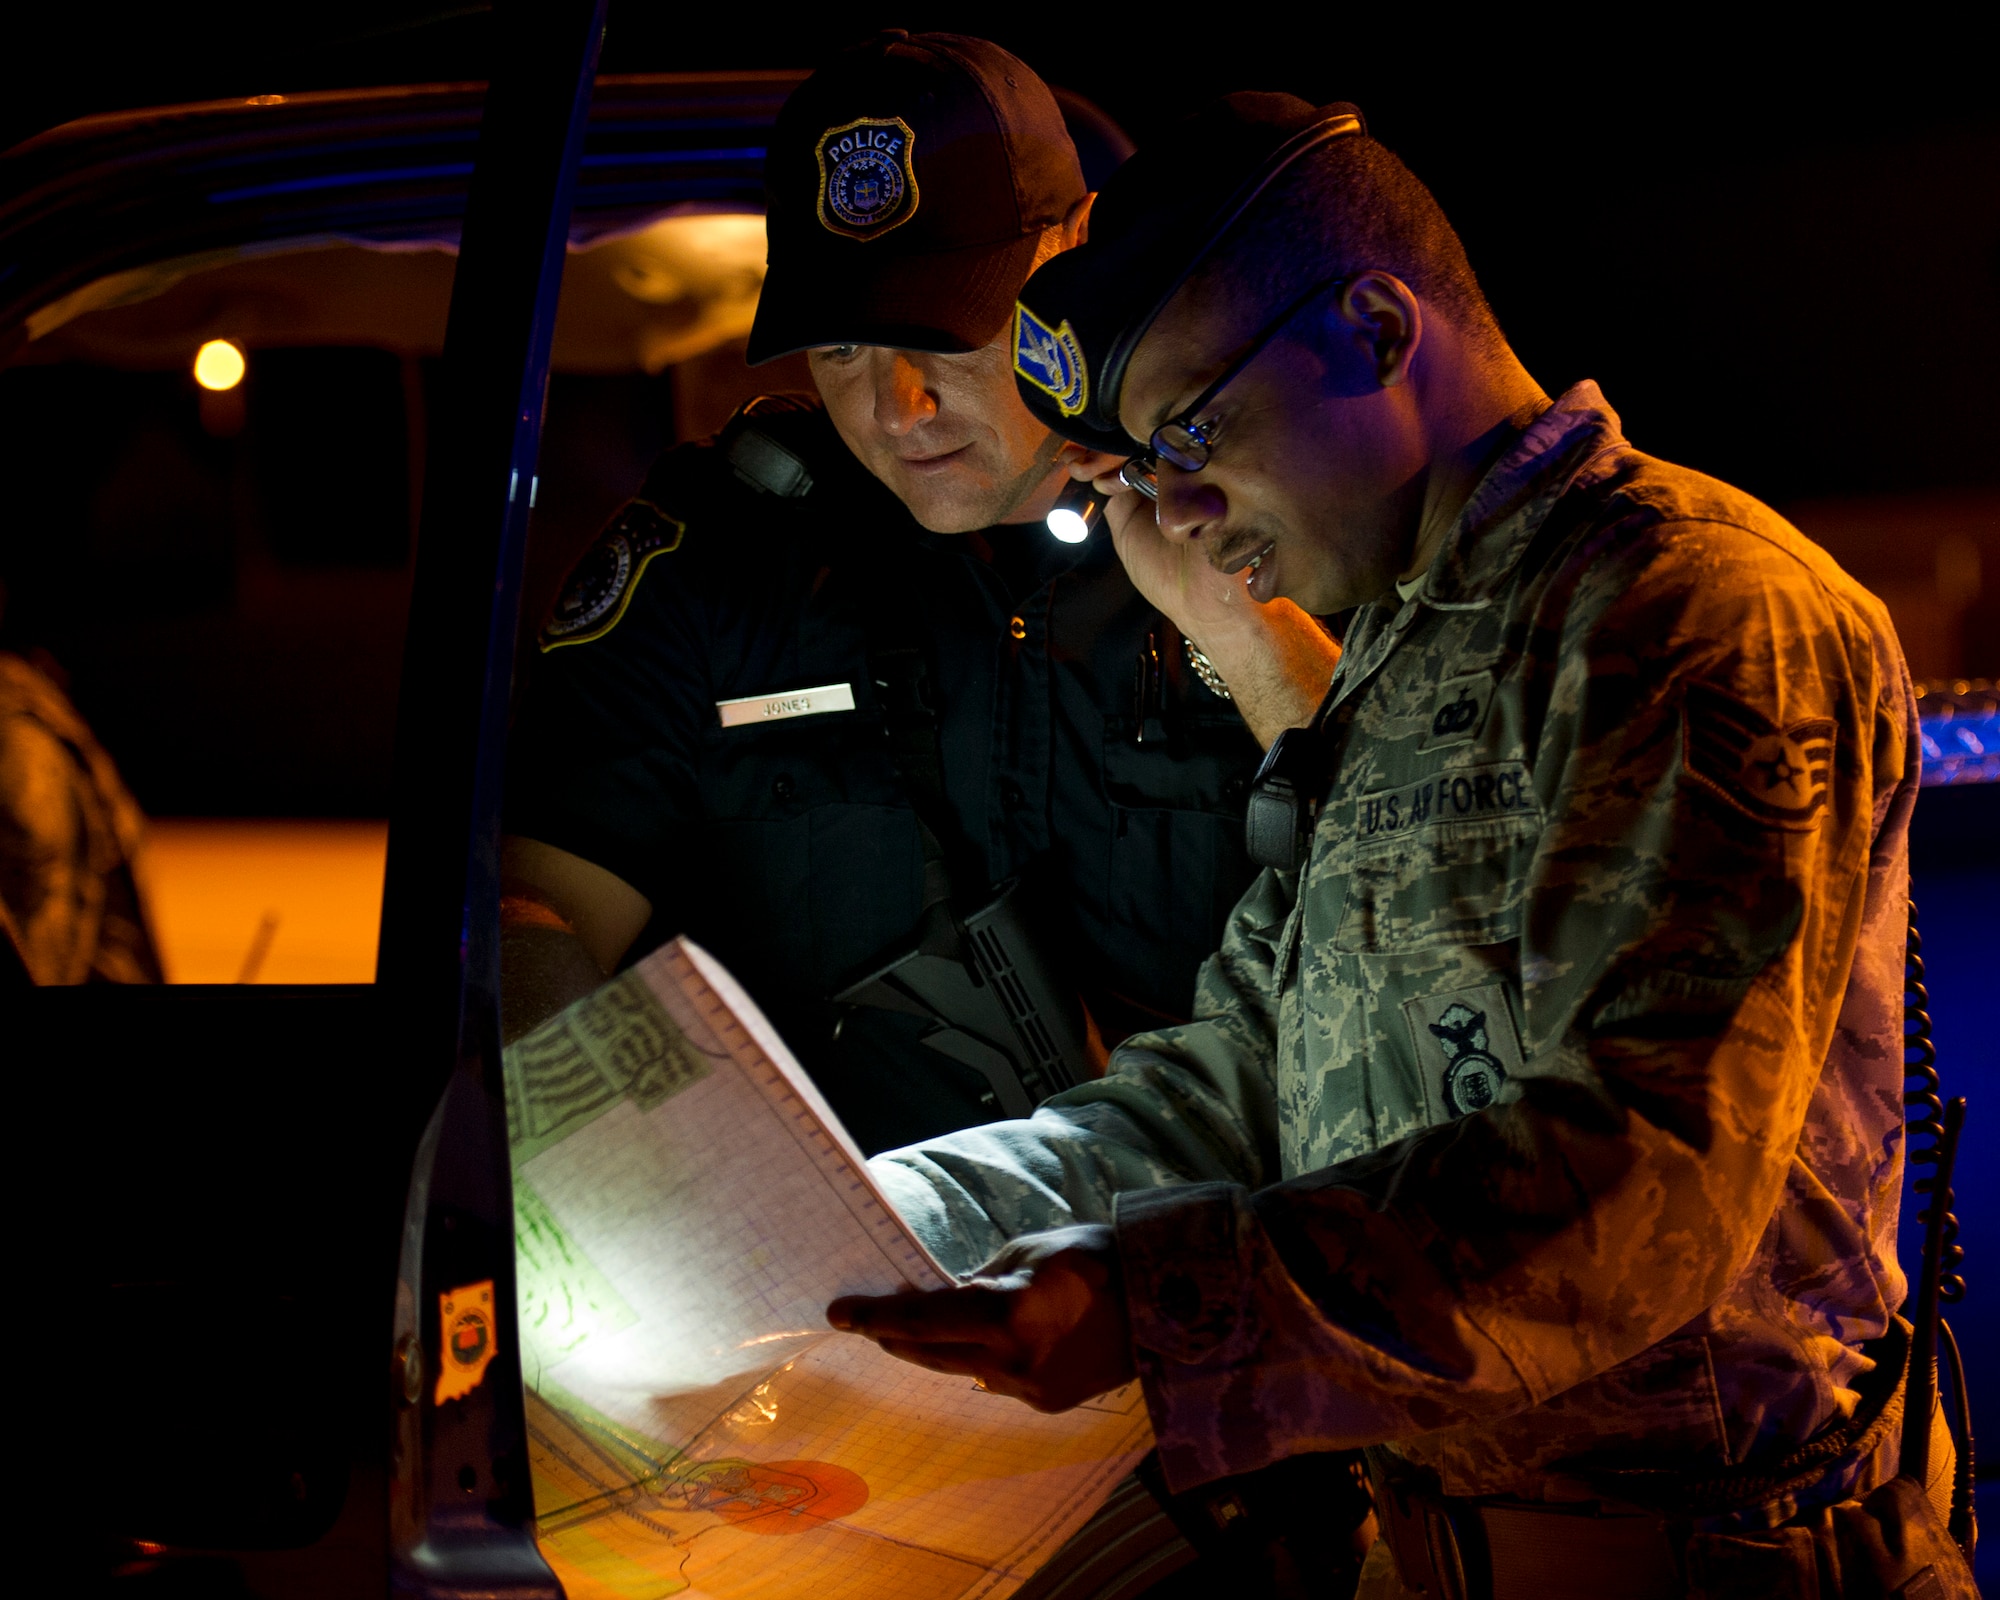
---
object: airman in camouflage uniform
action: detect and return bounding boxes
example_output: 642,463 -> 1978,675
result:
872,377 -> 1920,1506
829,92 -> 1971,1599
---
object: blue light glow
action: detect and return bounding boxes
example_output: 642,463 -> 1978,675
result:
1917,683 -> 1998,786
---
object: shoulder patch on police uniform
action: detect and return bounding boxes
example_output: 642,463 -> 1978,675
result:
1014,302 -> 1089,418
539,499 -> 684,652
1418,669 -> 1497,751
1681,681 -> 1834,830
816,117 -> 919,240
1403,986 -> 1523,1118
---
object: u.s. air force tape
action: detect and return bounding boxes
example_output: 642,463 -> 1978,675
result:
716,682 -> 857,728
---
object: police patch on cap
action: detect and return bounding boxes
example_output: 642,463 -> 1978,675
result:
1682,682 -> 1835,831
540,499 -> 684,652
1013,302 -> 1088,418
816,116 -> 919,240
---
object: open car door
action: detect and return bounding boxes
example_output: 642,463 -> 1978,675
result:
10,3 -> 703,1592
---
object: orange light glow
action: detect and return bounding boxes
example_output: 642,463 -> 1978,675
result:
142,819 -> 386,983
192,338 -> 246,391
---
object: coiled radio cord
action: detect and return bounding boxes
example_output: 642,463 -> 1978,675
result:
1902,897 -> 1975,1557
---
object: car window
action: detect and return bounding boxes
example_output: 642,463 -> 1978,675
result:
0,212 -> 809,983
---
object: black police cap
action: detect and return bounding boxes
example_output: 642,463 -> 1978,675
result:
1011,93 -> 1365,453
748,31 -> 1086,364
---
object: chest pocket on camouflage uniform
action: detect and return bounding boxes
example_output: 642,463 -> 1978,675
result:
1334,760 -> 1543,952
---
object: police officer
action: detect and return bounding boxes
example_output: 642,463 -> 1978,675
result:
500,36 -> 1339,1158
829,96 -> 1970,1598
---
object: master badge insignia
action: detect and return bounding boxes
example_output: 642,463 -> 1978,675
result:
540,498 -> 684,652
1404,986 -> 1523,1120
435,1279 -> 500,1405
1682,682 -> 1835,830
1419,669 -> 1496,751
1013,303 -> 1089,418
816,117 -> 919,240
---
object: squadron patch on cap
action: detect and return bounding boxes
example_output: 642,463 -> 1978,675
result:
816,117 -> 919,240
1014,303 -> 1089,418
540,499 -> 684,652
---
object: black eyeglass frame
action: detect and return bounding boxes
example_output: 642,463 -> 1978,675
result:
1118,271 -> 1350,500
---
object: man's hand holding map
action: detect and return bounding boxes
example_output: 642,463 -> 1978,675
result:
502,939 -> 1152,1600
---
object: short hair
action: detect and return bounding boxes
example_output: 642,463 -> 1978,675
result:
1196,135 -> 1507,359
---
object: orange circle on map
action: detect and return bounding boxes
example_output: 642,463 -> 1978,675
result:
714,1460 -> 869,1535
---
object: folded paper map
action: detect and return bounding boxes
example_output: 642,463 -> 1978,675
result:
503,937 -> 1153,1600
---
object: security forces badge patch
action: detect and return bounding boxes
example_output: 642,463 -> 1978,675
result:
1014,302 -> 1088,418
1403,987 -> 1524,1118
540,498 -> 684,652
816,117 -> 919,240
1682,681 -> 1835,830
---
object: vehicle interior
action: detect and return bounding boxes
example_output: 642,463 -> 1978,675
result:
3,59 -> 1153,1596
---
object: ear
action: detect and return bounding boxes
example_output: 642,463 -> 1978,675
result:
1334,271 -> 1423,389
1054,440 -> 1125,479
1061,191 -> 1097,250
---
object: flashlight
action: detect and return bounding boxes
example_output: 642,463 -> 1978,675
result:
1117,457 -> 1159,501
1046,479 -> 1102,543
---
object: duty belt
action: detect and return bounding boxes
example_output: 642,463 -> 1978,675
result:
1365,1468 -> 1683,1600
1366,1318 -> 1913,1600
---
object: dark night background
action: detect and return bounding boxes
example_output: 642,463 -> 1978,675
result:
7,4 -> 1994,812
8,3 -> 1999,513
5,7 -> 1998,1584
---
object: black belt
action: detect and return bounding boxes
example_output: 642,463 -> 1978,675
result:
1366,1319 -> 1914,1600
1366,1465 -> 1681,1600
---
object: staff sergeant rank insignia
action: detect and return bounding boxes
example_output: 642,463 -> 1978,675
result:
816,117 -> 919,240
1014,302 -> 1089,418
1681,681 -> 1835,830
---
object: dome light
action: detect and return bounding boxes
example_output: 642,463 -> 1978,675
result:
193,339 -> 246,392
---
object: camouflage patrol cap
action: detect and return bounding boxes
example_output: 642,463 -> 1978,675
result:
1011,93 -> 1366,453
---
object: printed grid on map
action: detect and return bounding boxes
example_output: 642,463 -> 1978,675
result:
508,938 -> 1152,1600
532,1341 -> 1149,1600
678,1340 -> 1150,1582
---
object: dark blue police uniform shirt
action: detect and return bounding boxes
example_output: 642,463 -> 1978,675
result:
506,403 -> 1262,1153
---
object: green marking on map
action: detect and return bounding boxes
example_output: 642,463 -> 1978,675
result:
504,967 -> 715,1163
515,1178 -> 641,1382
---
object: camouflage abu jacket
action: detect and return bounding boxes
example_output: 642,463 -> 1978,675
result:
873,383 -> 1919,1510
0,651 -> 161,985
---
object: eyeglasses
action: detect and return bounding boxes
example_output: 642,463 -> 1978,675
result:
1118,272 -> 1349,501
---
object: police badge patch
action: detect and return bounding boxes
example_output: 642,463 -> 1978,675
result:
1681,681 -> 1835,830
1403,986 -> 1524,1119
539,499 -> 684,652
815,116 -> 919,240
1013,303 -> 1089,418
